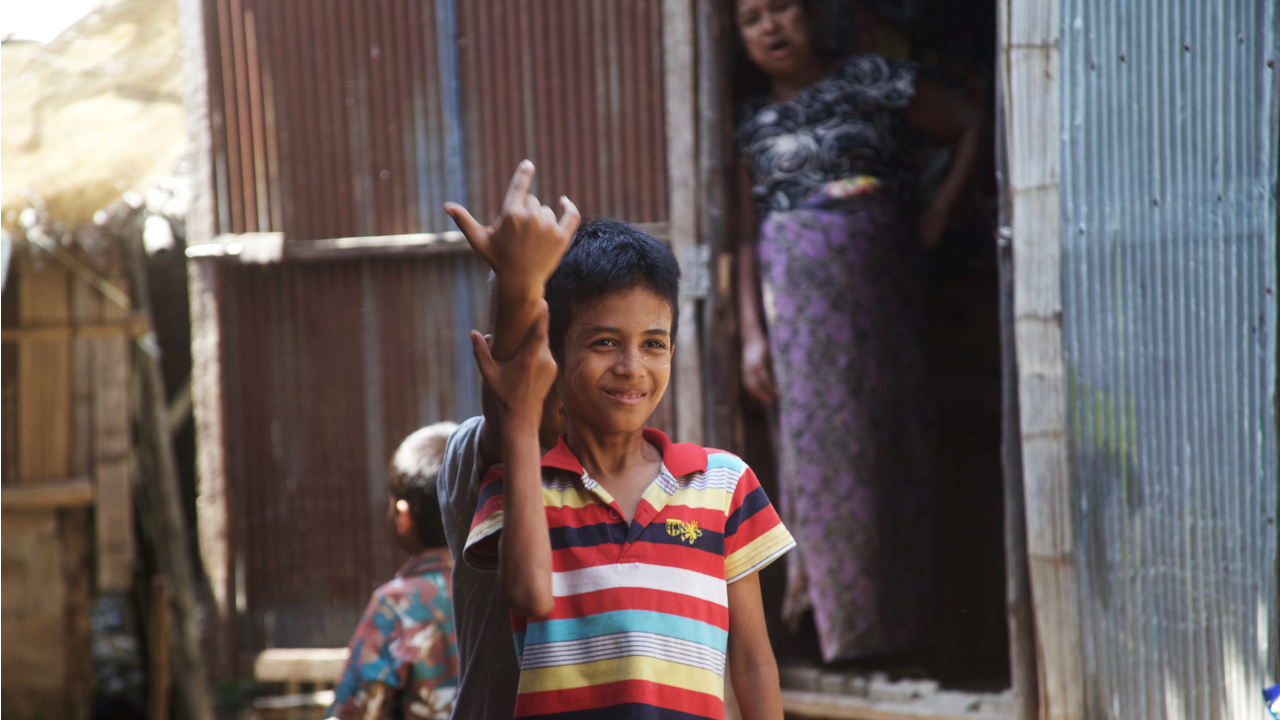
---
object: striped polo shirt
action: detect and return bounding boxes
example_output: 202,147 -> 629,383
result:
464,428 -> 795,719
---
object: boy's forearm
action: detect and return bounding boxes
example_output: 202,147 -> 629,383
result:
480,280 -> 545,466
498,414 -> 555,618
729,647 -> 783,720
491,279 -> 545,361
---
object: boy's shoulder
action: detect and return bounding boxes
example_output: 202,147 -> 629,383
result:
364,555 -> 453,628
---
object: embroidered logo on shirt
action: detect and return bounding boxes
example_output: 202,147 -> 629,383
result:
665,519 -> 703,544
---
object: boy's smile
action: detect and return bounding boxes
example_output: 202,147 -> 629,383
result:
556,286 -> 673,434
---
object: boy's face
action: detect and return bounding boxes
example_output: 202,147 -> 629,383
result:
556,286 -> 673,435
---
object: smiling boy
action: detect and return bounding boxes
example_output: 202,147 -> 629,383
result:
455,212 -> 795,719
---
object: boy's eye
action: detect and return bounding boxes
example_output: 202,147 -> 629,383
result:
591,338 -> 618,348
644,339 -> 668,350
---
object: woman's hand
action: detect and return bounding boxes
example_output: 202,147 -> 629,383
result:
741,328 -> 777,405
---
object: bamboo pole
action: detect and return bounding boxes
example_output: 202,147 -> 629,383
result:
997,0 -> 1084,716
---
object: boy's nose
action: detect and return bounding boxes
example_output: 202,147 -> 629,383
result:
611,347 -> 642,376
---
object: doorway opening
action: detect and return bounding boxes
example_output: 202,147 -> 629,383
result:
728,0 -> 1010,711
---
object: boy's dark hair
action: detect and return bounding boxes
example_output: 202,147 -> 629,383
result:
387,422 -> 456,549
545,219 -> 681,359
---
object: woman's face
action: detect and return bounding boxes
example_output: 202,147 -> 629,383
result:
737,0 -> 817,82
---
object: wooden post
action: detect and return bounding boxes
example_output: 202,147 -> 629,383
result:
695,0 -> 742,453
64,269 -> 99,720
150,575 -> 173,720
93,268 -> 135,593
663,0 -> 706,447
179,0 -> 237,681
131,239 -> 215,720
998,0 -> 1083,717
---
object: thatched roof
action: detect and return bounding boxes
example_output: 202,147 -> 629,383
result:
1,0 -> 185,230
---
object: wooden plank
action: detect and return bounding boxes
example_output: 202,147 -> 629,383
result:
92,272 -> 134,593
662,0 -> 705,446
0,314 -> 150,341
995,59 -> 1039,718
1,478 -> 95,509
253,648 -> 350,683
781,689 -> 1012,720
17,253 -> 71,482
59,506 -> 93,720
69,274 -> 100,480
998,0 -> 1082,716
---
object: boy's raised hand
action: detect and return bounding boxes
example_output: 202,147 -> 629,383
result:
469,301 -> 558,422
445,161 -> 580,292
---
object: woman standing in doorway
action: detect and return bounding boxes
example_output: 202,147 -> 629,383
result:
734,0 -> 983,661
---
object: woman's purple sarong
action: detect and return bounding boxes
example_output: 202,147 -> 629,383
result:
758,192 -> 936,661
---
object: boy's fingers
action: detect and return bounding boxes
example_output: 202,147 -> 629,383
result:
469,330 -> 499,379
502,160 -> 535,212
445,203 -> 488,244
525,193 -> 543,218
540,205 -> 557,225
557,197 -> 581,236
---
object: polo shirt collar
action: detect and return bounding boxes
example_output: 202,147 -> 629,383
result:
541,428 -> 708,478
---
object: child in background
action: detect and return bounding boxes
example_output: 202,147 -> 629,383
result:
452,206 -> 795,718
329,422 -> 461,720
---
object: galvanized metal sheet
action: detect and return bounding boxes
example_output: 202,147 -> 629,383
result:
1059,1 -> 1278,717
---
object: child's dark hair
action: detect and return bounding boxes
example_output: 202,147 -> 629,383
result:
545,219 -> 681,359
387,422 -> 456,549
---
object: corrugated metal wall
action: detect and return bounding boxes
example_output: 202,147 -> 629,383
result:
223,255 -> 486,647
1059,0 -> 1278,717
457,0 -> 669,224
203,0 -> 670,649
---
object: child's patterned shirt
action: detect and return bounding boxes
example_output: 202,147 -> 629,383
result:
329,549 -> 459,720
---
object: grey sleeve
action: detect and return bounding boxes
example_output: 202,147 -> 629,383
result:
437,416 -> 487,567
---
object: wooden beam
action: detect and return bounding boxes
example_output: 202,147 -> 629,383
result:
92,271 -> 134,594
179,0 -> 234,691
185,223 -> 674,263
253,648 -> 350,683
1,478 -> 94,510
663,0 -> 705,447
0,315 -> 150,342
695,0 -> 742,453
134,237 -> 215,720
781,689 -> 1012,720
998,0 -> 1082,717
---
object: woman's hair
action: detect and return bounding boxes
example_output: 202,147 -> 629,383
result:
728,0 -> 854,103
544,219 -> 681,360
387,422 -> 457,549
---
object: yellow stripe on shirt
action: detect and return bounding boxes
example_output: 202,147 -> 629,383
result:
725,524 -> 795,581
516,655 -> 725,697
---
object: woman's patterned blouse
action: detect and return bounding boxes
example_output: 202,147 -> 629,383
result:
736,54 -> 918,216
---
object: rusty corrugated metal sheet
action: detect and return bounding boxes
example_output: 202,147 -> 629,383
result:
202,0 -> 672,651
456,0 -> 668,223
210,0 -> 463,238
224,254 -> 487,648
1059,0 -> 1278,716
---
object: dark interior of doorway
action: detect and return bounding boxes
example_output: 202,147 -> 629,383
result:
731,0 -> 1008,693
